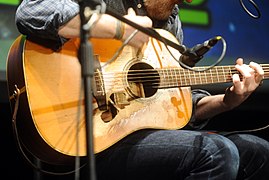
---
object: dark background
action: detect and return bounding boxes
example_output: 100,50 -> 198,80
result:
0,0 -> 268,179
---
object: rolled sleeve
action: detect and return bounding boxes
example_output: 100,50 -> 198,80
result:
15,0 -> 79,44
162,5 -> 183,44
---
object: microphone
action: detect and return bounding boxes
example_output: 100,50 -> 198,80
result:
179,36 -> 222,67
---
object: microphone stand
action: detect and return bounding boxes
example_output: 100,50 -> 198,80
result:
77,0 -> 104,180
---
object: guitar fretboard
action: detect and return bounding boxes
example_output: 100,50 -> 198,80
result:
156,64 -> 269,88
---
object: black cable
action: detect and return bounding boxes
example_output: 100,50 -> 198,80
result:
159,34 -> 227,72
12,105 -> 86,177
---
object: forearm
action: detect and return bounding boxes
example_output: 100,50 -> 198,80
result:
16,1 -> 152,49
194,94 -> 231,121
58,14 -> 117,39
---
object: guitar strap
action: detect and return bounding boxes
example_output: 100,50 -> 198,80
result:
11,85 -> 21,126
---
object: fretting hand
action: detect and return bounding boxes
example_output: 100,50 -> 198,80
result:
223,58 -> 264,109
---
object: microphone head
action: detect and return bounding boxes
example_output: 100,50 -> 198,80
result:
179,50 -> 201,67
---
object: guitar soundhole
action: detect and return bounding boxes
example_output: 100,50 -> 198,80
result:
127,62 -> 160,98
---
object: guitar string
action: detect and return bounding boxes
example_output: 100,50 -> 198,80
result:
96,68 -> 267,79
98,66 -> 269,78
96,70 -> 269,91
92,67 -> 269,91
99,68 -> 269,78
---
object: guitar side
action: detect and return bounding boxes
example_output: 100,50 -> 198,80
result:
7,36 -> 77,164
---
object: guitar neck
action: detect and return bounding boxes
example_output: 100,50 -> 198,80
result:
158,64 -> 269,88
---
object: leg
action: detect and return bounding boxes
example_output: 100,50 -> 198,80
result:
227,134 -> 269,180
95,129 -> 239,180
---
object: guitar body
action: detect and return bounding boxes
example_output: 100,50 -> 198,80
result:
7,29 -> 192,164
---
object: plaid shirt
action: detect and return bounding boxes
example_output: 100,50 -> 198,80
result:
16,0 -> 183,44
16,0 -> 79,45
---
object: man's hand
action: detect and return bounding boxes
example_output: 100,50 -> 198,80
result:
122,8 -> 152,48
223,58 -> 264,109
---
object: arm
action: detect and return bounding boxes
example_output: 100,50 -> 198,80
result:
15,0 -> 152,48
194,58 -> 264,121
59,8 -> 153,48
15,0 -> 79,43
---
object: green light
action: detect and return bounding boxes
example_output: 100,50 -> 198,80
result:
186,0 -> 205,6
179,9 -> 209,26
0,0 -> 20,5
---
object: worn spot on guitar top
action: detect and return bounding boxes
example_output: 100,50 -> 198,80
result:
171,97 -> 184,118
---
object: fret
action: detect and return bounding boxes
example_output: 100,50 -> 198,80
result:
167,69 -> 173,87
228,66 -> 233,82
165,69 -> 169,86
192,68 -> 197,85
201,67 -> 206,84
219,66 -> 224,82
171,69 -> 176,87
158,69 -> 163,87
220,67 -> 224,82
178,68 -> 183,86
226,66 -> 230,82
210,68 -> 214,84
226,66 -> 231,82
186,69 -> 191,85
162,69 -> 167,87
169,69 -> 173,86
173,68 -> 179,86
183,69 -> 188,85
216,67 -> 220,83
203,69 -> 207,84
163,69 -> 166,84
188,69 -> 192,85
197,68 -> 200,84
218,66 -> 225,83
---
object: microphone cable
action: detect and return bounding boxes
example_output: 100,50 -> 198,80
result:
239,0 -> 261,19
158,33 -> 227,72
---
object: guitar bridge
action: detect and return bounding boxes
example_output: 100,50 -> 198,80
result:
92,55 -> 107,111
113,92 -> 130,108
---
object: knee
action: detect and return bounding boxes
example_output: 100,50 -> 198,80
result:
204,133 -> 239,161
228,134 -> 269,179
202,134 -> 240,178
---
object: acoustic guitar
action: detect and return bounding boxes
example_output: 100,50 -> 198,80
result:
6,29 -> 269,164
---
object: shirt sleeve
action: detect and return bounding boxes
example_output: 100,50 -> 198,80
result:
183,89 -> 211,130
164,5 -> 184,44
15,0 -> 79,45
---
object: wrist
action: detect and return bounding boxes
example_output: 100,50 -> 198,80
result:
222,88 -> 237,110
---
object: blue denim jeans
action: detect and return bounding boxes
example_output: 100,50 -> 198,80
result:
226,133 -> 269,180
95,129 -> 241,180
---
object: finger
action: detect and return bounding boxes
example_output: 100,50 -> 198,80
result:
235,63 -> 254,77
249,61 -> 264,82
127,8 -> 136,16
236,58 -> 244,65
232,73 -> 242,90
232,73 -> 241,83
236,64 -> 254,88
